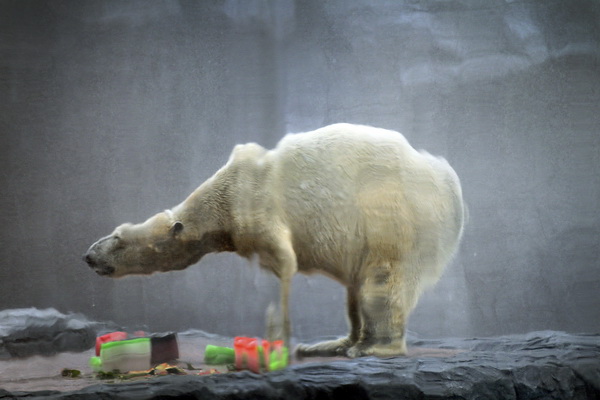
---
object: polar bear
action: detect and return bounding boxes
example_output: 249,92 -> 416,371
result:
84,123 -> 464,358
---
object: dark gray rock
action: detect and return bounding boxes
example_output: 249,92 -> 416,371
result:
1,330 -> 598,400
0,308 -> 101,359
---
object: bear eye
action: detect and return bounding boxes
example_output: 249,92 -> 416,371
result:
112,235 -> 125,249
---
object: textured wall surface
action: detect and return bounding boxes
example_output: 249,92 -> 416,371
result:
1,0 -> 598,340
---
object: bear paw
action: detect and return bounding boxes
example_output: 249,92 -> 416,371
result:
295,337 -> 353,359
347,342 -> 407,358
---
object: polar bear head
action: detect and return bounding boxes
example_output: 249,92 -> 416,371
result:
83,210 -> 206,278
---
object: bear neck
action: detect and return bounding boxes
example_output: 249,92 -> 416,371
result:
175,169 -> 235,254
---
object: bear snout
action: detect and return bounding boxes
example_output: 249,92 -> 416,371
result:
83,249 -> 99,267
83,250 -> 115,276
83,253 -> 94,265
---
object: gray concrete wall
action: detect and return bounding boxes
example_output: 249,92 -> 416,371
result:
1,0 -> 598,340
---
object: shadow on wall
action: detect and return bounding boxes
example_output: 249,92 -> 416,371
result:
531,226 -> 600,332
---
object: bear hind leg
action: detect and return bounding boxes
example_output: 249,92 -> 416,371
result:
347,261 -> 418,358
295,286 -> 361,358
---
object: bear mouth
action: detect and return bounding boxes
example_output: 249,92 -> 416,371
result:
95,265 -> 115,276
88,262 -> 115,277
95,267 -> 115,276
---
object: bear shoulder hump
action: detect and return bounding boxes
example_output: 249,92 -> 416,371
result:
227,143 -> 268,165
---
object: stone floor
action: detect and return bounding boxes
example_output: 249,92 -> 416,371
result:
0,329 -> 460,394
1,309 -> 599,399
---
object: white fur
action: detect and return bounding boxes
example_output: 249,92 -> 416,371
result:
201,123 -> 464,357
86,123 -> 464,358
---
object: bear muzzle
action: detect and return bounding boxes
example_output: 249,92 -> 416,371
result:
83,251 -> 116,277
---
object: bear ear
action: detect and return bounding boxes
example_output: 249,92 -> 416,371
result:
170,221 -> 184,237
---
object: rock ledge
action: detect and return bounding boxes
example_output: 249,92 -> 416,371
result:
1,330 -> 598,399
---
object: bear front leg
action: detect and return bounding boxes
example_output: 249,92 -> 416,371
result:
295,286 -> 361,358
259,226 -> 297,350
280,274 -> 292,348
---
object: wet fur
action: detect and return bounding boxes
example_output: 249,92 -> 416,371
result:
85,123 -> 464,358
